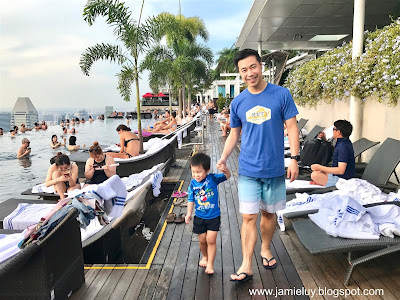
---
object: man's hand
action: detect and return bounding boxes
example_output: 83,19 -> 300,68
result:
287,160 -> 299,182
216,158 -> 227,172
311,164 -> 322,171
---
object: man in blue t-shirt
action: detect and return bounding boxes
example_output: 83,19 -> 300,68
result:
311,119 -> 356,186
217,49 -> 300,282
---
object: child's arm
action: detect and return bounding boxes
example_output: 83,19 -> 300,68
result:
185,201 -> 194,224
217,164 -> 231,179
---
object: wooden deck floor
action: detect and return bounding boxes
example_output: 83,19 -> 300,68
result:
71,120 -> 400,300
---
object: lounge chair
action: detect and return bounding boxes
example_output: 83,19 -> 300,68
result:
287,137 -> 399,195
0,208 -> 84,299
303,125 -> 325,142
297,118 -> 308,132
292,206 -> 400,285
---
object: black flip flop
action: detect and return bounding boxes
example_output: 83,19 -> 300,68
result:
230,272 -> 253,282
261,256 -> 277,269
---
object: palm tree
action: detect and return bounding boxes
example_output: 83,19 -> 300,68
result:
155,13 -> 211,117
141,39 -> 213,118
213,46 -> 239,80
80,0 -> 160,153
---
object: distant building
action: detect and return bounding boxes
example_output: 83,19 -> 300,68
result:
0,112 -> 11,131
76,109 -> 89,120
11,97 -> 39,128
105,106 -> 113,118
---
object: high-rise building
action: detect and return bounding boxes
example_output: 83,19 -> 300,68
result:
105,106 -> 113,118
11,97 -> 39,128
0,112 -> 11,131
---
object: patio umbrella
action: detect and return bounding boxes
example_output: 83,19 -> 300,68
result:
142,93 -> 154,98
157,92 -> 167,97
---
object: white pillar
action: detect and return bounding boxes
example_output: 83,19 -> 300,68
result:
258,41 -> 262,56
350,0 -> 365,142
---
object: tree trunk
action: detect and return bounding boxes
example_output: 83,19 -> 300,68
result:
134,59 -> 143,154
187,90 -> 191,115
178,87 -> 183,118
181,87 -> 186,118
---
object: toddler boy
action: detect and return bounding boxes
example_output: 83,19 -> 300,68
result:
185,153 -> 231,274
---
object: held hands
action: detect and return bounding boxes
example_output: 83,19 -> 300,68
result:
216,158 -> 227,172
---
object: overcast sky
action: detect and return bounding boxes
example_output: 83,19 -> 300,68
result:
0,0 -> 252,112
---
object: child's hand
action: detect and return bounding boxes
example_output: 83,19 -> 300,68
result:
185,213 -> 191,224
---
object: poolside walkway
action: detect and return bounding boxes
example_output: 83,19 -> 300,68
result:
71,120 -> 400,300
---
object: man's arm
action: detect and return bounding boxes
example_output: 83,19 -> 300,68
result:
285,116 -> 300,182
216,127 -> 241,169
311,162 -> 347,175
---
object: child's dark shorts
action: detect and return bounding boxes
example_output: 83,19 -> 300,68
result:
193,216 -> 220,234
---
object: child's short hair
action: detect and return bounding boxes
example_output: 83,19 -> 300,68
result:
191,153 -> 210,171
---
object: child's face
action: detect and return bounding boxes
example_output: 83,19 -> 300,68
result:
191,165 -> 208,182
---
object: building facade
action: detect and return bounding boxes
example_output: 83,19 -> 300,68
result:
11,97 -> 39,128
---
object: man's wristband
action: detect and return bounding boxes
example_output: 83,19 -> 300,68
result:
290,155 -> 300,162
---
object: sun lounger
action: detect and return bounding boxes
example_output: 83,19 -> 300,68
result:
0,207 -> 84,299
287,137 -> 400,195
303,125 -> 325,142
292,216 -> 400,285
297,118 -> 308,132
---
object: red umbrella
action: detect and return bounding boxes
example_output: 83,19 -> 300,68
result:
157,92 -> 167,97
142,93 -> 154,98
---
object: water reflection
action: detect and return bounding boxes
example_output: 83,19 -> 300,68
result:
18,157 -> 32,168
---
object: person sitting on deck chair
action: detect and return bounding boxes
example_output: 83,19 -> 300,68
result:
145,111 -> 177,134
107,124 -> 140,159
147,110 -> 170,132
310,119 -> 356,187
84,142 -> 117,185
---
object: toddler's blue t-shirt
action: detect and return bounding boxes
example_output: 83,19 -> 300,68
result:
230,83 -> 298,178
187,173 -> 227,219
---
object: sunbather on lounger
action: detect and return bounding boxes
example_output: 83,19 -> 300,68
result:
145,111 -> 177,134
84,142 -> 117,185
107,124 -> 140,158
45,153 -> 80,199
311,120 -> 356,187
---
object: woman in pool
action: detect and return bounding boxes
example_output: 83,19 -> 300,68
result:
50,134 -> 66,149
84,142 -> 117,185
146,111 -> 177,134
107,124 -> 140,159
45,153 -> 80,199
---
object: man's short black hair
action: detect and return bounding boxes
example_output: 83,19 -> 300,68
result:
334,120 -> 353,138
190,152 -> 210,171
234,48 -> 262,70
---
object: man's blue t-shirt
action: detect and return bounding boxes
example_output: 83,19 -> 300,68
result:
187,173 -> 227,219
230,84 -> 298,178
332,138 -> 356,179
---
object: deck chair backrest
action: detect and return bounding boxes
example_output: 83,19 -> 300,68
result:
362,138 -> 400,186
304,125 -> 325,142
297,118 -> 308,132
352,138 -> 380,158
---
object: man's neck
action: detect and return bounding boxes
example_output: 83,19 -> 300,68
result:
248,81 -> 268,94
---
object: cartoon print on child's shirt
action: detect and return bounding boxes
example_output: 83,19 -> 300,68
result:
195,188 -> 214,207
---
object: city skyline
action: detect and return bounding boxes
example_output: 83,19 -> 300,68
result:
0,0 -> 252,112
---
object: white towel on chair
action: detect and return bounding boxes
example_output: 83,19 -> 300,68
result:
0,230 -> 27,264
151,171 -> 163,197
70,175 -> 127,218
31,183 -> 55,194
3,203 -> 56,230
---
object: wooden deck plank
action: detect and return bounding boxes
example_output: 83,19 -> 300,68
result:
79,265 -> 115,300
123,269 -> 149,300
70,265 -> 104,300
137,265 -> 163,299
108,268 -> 137,300
181,242 -> 200,300
94,266 -> 126,300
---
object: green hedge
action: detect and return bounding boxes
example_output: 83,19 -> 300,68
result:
284,19 -> 400,107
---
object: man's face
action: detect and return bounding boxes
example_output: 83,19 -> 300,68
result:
237,55 -> 263,89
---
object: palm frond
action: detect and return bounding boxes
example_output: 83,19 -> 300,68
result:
116,66 -> 136,102
80,43 -> 127,76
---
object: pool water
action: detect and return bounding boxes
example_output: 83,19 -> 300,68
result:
0,118 -> 154,203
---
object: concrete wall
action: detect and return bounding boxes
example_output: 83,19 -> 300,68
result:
297,97 -> 400,184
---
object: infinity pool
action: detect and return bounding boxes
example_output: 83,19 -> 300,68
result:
0,118 -> 154,203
